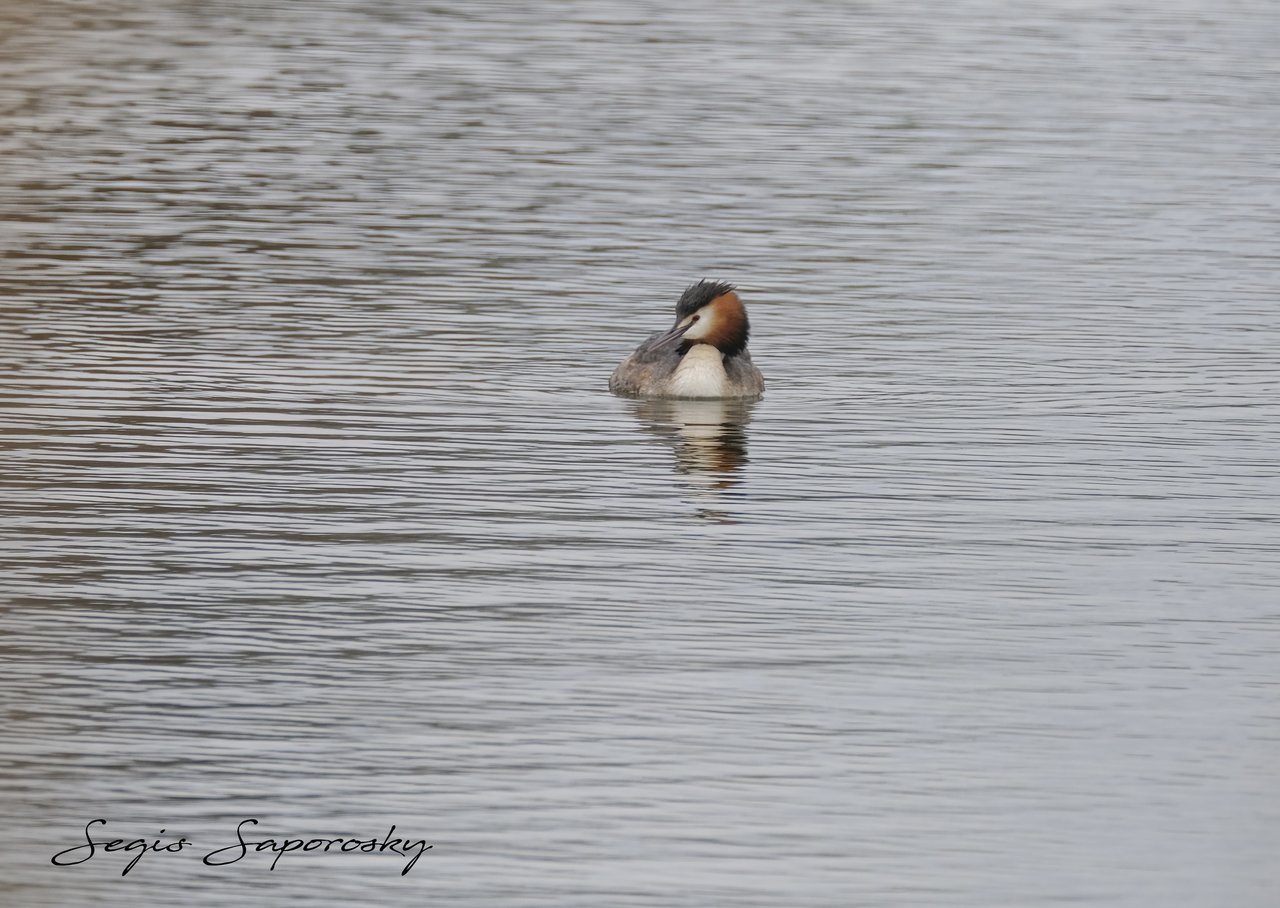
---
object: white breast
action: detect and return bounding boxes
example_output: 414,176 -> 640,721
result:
667,344 -> 728,398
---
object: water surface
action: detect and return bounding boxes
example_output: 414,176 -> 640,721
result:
2,1 -> 1278,906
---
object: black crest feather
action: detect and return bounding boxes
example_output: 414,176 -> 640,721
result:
675,280 -> 736,319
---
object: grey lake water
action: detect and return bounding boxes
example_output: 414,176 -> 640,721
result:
2,1 -> 1278,905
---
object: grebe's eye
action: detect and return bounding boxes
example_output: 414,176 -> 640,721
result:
691,315 -> 700,323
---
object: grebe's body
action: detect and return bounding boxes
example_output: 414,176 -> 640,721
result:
609,281 -> 764,400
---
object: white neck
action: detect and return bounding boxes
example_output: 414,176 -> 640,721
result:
668,344 -> 727,398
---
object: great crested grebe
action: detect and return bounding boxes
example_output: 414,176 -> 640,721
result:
609,280 -> 764,399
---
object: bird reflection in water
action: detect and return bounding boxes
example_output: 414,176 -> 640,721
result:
625,397 -> 757,522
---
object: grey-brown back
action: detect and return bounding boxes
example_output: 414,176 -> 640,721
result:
608,331 -> 683,397
723,349 -> 766,398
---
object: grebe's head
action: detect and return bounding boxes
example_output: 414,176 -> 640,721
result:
653,280 -> 750,356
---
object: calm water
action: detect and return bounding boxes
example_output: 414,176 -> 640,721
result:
2,1 -> 1278,905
